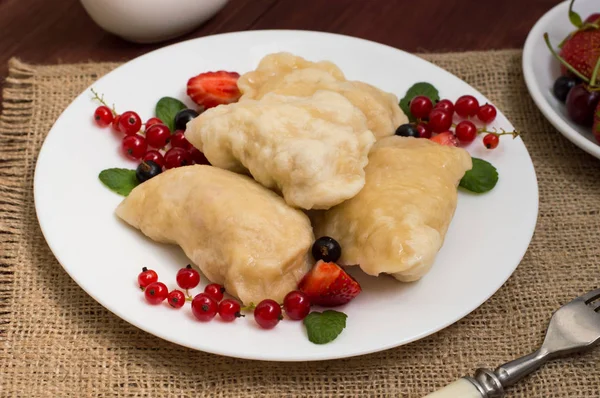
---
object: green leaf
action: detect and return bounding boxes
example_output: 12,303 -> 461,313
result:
568,0 -> 583,28
399,82 -> 440,122
99,168 -> 139,196
303,310 -> 347,344
155,97 -> 187,132
459,157 -> 498,194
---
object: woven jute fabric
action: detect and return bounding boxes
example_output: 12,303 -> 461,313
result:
1,50 -> 599,397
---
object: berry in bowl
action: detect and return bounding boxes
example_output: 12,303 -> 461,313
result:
523,0 -> 600,159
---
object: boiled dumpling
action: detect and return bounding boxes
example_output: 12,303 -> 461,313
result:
237,52 -> 408,138
185,90 -> 376,210
311,136 -> 472,281
116,165 -> 314,305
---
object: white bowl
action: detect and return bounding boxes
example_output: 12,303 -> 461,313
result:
80,0 -> 229,44
523,0 -> 600,159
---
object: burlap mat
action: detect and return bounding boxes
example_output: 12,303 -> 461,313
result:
0,50 -> 599,397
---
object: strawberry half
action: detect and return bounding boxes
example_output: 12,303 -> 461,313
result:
430,131 -> 458,146
298,261 -> 361,307
186,71 -> 241,109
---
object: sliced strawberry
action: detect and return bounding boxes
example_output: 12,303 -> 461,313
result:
430,131 -> 458,147
593,102 -> 600,144
298,261 -> 361,307
186,71 -> 241,109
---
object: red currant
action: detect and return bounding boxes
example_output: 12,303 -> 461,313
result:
218,299 -> 242,322
122,135 -> 147,160
254,299 -> 283,329
112,114 -> 121,132
189,147 -> 211,165
171,131 -> 192,150
144,282 -> 168,304
204,283 -> 225,302
192,293 -> 218,322
143,150 -> 165,168
118,111 -> 142,135
455,95 -> 480,118
283,291 -> 310,320
434,99 -> 455,116
477,103 -> 497,124
94,106 -> 114,127
416,122 -> 432,138
145,124 -> 171,149
455,120 -> 478,144
483,133 -> 499,149
428,109 -> 453,133
168,290 -> 186,309
164,147 -> 192,169
145,117 -> 163,130
176,264 -> 200,290
137,267 -> 158,289
409,96 -> 433,120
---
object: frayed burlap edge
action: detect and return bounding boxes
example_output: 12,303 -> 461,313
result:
0,59 -> 35,341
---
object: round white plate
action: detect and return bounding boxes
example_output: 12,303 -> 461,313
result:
34,30 -> 538,361
523,0 -> 600,159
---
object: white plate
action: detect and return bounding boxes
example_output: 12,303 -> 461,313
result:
523,0 -> 600,159
34,30 -> 538,361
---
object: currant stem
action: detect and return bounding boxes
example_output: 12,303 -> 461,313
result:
90,88 -> 117,116
543,33 -> 590,83
478,127 -> 520,139
241,302 -> 256,312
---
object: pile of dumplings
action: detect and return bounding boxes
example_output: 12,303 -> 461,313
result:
116,53 -> 473,306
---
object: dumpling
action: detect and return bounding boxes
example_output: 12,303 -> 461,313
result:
185,90 -> 376,210
116,165 -> 314,305
311,136 -> 472,282
237,52 -> 408,138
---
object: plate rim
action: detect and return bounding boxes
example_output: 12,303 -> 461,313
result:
523,0 -> 600,159
33,29 -> 539,361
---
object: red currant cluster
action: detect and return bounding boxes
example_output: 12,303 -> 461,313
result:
137,266 -> 311,330
92,90 -> 208,170
406,95 -> 518,149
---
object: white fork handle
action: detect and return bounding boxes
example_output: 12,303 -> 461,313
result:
423,378 -> 483,398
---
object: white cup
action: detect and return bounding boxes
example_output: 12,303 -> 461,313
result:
80,0 -> 229,44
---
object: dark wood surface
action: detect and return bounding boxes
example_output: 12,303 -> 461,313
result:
0,0 -> 561,104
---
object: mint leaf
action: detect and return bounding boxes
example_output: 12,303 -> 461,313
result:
303,310 -> 347,344
459,157 -> 498,193
399,82 -> 440,122
568,0 -> 583,28
155,97 -> 187,132
99,168 -> 139,196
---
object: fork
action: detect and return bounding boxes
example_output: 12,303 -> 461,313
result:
424,288 -> 600,397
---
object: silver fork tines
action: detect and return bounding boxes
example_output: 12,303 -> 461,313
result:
464,287 -> 600,398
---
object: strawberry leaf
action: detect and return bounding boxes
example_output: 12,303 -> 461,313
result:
303,310 -> 347,344
399,82 -> 440,122
459,157 -> 498,194
99,168 -> 139,196
568,0 -> 583,28
156,97 -> 187,132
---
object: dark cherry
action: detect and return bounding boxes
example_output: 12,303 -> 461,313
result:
566,84 -> 600,127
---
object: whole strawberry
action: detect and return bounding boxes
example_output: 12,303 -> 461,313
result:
558,0 -> 600,80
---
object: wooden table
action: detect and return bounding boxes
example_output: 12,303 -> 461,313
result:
0,0 -> 561,103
